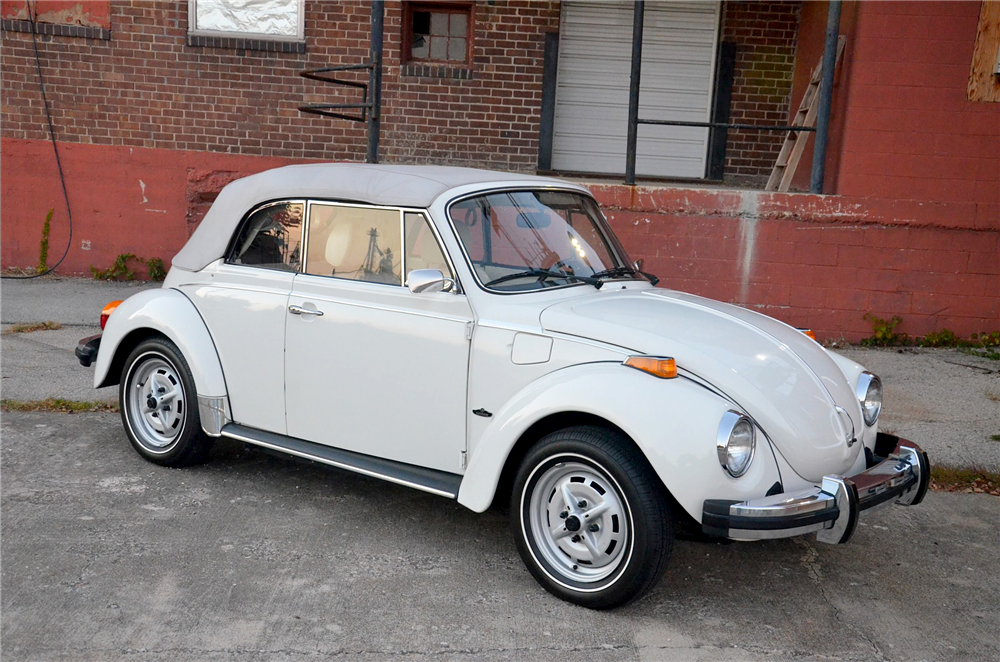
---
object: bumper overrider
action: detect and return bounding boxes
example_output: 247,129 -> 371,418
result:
76,334 -> 101,367
702,433 -> 930,544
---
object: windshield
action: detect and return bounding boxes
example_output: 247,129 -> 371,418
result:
448,190 -> 633,292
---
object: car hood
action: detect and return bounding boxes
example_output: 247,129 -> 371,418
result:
540,288 -> 862,482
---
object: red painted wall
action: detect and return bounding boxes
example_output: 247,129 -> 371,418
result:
5,138 -> 996,341
593,185 -> 999,341
1,1 -> 111,28
790,0 -> 999,222
1,138 -> 300,277
836,0 -> 999,218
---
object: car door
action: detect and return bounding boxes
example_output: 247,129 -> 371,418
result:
183,200 -> 304,434
284,203 -> 473,474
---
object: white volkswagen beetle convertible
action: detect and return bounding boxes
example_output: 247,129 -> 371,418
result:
78,164 -> 929,608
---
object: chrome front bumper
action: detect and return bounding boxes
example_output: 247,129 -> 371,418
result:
702,434 -> 930,545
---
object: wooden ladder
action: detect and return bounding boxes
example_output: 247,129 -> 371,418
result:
765,36 -> 846,192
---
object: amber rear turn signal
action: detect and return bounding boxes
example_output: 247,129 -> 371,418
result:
623,356 -> 677,379
101,300 -> 123,330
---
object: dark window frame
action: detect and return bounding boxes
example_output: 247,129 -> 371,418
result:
402,1 -> 474,68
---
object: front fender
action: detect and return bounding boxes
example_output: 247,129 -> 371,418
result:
95,288 -> 228,401
457,362 -> 783,522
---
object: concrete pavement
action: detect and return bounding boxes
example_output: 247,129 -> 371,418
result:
2,410 -> 998,661
1,277 -> 155,403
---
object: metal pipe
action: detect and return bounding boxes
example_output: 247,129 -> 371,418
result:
639,119 -> 815,132
810,0 -> 841,194
625,0 -> 644,185
367,0 -> 384,164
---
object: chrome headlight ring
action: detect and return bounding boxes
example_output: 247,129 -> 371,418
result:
716,410 -> 756,478
855,371 -> 883,427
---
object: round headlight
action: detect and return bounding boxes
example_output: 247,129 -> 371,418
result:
717,411 -> 756,477
856,372 -> 882,427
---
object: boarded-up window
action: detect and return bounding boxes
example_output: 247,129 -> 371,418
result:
968,0 -> 1000,102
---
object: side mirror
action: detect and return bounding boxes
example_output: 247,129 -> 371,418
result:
406,269 -> 455,294
633,259 -> 644,271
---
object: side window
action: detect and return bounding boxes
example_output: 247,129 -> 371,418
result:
228,201 -> 304,272
404,212 -> 452,279
306,204 -> 402,285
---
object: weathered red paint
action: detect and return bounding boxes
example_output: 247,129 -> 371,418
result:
3,138 -> 996,341
1,138 -> 302,278
0,0 -> 111,28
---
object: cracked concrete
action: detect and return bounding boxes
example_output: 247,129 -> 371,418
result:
3,412 -> 999,661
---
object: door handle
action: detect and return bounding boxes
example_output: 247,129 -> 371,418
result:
288,304 -> 323,317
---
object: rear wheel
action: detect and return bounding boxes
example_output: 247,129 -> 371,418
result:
511,426 -> 673,609
119,337 -> 213,467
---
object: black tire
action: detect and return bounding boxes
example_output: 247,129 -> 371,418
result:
119,336 -> 214,467
510,426 -> 673,609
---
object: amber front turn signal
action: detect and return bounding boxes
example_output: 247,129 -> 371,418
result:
101,300 -> 123,330
798,328 -> 817,341
623,356 -> 677,379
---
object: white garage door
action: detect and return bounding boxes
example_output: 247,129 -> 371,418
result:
551,1 -> 720,179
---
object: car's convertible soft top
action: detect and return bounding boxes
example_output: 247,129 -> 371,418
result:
171,163 -> 578,272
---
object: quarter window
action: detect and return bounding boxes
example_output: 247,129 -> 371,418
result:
228,201 -> 304,272
404,212 -> 453,279
306,204 -> 402,286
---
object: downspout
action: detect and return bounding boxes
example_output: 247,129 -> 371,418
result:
625,0 -> 644,185
810,0 -> 842,193
367,0 -> 384,164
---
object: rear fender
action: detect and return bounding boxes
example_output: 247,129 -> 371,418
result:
94,289 -> 230,433
457,362 -> 782,522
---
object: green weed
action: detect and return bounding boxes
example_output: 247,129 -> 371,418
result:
37,208 -> 53,274
1,398 -> 118,413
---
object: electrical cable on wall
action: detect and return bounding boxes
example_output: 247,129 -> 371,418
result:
3,0 -> 75,280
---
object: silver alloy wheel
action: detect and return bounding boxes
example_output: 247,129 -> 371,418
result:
126,353 -> 186,453
526,458 -> 630,585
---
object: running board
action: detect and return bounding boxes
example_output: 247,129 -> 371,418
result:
220,423 -> 463,499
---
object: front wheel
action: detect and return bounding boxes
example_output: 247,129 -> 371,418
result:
119,336 -> 213,467
511,426 -> 673,609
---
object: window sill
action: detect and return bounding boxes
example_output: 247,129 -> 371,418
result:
187,33 -> 305,53
2,18 -> 110,40
401,63 -> 472,80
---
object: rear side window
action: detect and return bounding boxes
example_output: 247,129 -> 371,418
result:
228,201 -> 304,272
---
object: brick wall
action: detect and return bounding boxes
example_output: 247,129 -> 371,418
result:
2,1 -> 809,182
1,1 -> 558,170
720,0 -> 801,187
835,1 -> 999,221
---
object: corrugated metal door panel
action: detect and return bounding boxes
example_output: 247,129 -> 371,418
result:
552,1 -> 720,178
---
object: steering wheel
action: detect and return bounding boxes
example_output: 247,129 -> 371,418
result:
544,257 -> 588,275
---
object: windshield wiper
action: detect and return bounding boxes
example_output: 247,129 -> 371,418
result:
591,265 -> 660,286
485,269 -> 603,289
590,266 -> 638,279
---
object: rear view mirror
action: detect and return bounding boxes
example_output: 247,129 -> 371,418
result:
406,269 -> 455,294
516,211 -> 551,229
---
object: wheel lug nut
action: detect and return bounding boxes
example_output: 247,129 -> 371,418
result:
559,511 -> 568,519
589,524 -> 599,532
577,500 -> 587,508
571,535 -> 581,543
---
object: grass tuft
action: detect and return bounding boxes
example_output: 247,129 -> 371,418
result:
930,465 -> 1000,496
1,398 -> 118,413
3,321 -> 63,334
